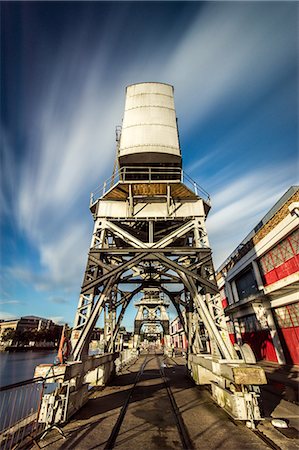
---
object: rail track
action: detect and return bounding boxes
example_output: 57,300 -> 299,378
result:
100,353 -> 285,450
104,352 -> 194,450
157,355 -> 194,450
156,355 -> 283,450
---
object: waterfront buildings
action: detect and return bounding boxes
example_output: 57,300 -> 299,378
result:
216,186 -> 299,365
170,315 -> 187,351
0,315 -> 63,348
0,316 -> 58,335
170,186 -> 299,365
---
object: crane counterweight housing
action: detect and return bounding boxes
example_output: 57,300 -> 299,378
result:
118,82 -> 182,168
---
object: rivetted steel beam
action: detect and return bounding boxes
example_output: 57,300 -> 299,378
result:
72,277 -> 115,361
81,253 -> 147,294
108,285 -> 143,352
188,254 -> 213,271
105,220 -> 150,249
104,219 -> 204,251
88,254 -> 114,272
152,220 -> 195,248
154,252 -> 218,294
183,275 -> 234,360
90,247 -> 211,254
161,287 -> 188,336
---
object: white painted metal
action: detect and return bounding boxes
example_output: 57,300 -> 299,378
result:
97,199 -> 207,219
119,83 -> 181,165
134,289 -> 170,350
53,81 -> 267,425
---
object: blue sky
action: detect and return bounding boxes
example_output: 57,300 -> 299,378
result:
1,1 -> 298,329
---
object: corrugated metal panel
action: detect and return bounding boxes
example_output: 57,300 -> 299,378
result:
126,82 -> 173,96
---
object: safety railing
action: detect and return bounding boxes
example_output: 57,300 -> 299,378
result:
0,377 -> 48,450
181,171 -> 211,203
0,350 -> 139,449
115,349 -> 137,373
90,166 -> 211,206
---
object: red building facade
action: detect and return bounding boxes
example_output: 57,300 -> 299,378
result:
216,186 -> 299,365
170,315 -> 188,351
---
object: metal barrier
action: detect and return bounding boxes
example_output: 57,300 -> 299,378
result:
0,351 -> 138,449
115,349 -> 137,373
90,166 -> 211,206
0,377 -> 47,450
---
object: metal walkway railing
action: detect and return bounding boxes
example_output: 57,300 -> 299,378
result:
90,166 -> 211,206
0,377 -> 48,449
0,349 -> 138,449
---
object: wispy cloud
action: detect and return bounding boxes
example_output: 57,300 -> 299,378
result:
48,316 -> 65,325
185,150 -> 219,174
161,3 -> 296,130
49,296 -> 68,305
0,311 -> 17,321
0,127 -> 18,220
207,161 -> 298,268
5,30 -> 128,293
1,2 -> 297,325
0,300 -> 21,305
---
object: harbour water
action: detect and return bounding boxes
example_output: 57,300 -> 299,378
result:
0,350 -> 56,387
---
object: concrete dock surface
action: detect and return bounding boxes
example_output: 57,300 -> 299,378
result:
36,354 -> 299,450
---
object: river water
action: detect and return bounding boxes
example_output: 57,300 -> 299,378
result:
0,350 -> 57,387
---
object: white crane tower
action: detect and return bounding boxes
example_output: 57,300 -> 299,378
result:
49,82 -> 267,424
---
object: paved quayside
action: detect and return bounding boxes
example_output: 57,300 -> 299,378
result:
36,352 -> 299,450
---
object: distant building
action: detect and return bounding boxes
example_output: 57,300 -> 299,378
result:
0,319 -> 19,337
170,315 -> 188,351
120,330 -> 134,349
216,186 -> 299,365
91,327 -> 104,341
0,315 -> 62,341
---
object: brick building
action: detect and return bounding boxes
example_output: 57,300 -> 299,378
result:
216,186 -> 299,365
0,315 -> 62,343
170,315 -> 188,351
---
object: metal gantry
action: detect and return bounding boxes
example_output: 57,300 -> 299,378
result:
70,193 -> 234,361
133,288 -> 170,347
70,82 -> 244,363
38,82 -> 267,426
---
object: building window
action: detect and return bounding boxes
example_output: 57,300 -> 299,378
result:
226,285 -> 234,305
273,303 -> 299,328
235,268 -> 258,300
239,314 -> 262,333
259,228 -> 299,285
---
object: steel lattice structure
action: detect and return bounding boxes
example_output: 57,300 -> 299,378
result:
32,83 -> 268,427
69,82 -> 236,362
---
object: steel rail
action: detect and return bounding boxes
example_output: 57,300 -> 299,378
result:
158,356 -> 195,450
173,357 -> 281,450
103,354 -> 155,450
252,429 -> 282,450
227,416 -> 282,450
